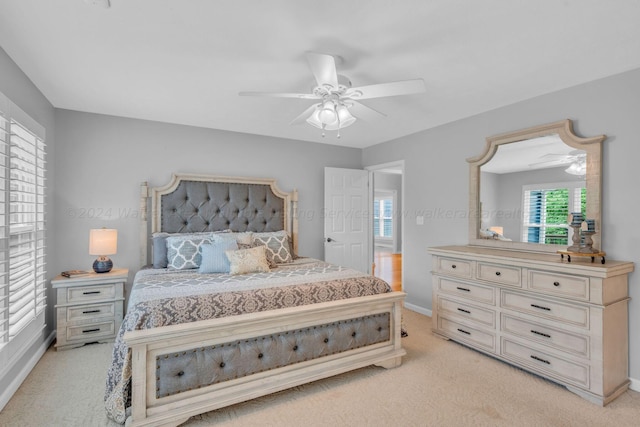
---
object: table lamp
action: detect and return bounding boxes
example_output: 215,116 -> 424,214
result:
89,228 -> 117,273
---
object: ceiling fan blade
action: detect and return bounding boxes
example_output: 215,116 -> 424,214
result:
347,79 -> 426,100
306,52 -> 339,89
239,91 -> 321,100
348,100 -> 386,121
290,104 -> 319,125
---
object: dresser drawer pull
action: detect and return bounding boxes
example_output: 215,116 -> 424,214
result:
82,309 -> 101,314
530,303 -> 551,311
457,328 -> 471,335
553,281 -> 560,287
82,291 -> 101,295
451,264 -> 457,269
495,271 -> 501,276
530,329 -> 551,338
456,286 -> 471,292
530,355 -> 551,365
82,328 -> 101,334
457,308 -> 471,314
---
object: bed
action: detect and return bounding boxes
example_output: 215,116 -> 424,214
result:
104,173 -> 406,427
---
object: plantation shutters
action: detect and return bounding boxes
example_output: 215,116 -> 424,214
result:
0,92 -> 46,359
522,182 -> 585,245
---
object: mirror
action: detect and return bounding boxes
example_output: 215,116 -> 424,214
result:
468,119 -> 605,253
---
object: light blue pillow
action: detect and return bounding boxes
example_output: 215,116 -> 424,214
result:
198,239 -> 238,273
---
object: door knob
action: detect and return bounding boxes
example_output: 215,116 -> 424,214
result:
326,237 -> 334,242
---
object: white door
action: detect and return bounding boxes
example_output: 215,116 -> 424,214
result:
324,167 -> 370,273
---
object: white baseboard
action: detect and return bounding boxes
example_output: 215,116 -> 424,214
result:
629,377 -> 640,392
404,302 -> 432,317
0,330 -> 56,411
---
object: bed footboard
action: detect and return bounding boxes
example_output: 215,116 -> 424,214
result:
124,292 -> 406,427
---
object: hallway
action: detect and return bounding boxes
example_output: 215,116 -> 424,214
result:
373,250 -> 402,291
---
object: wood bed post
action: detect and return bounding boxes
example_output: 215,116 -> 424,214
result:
292,188 -> 299,256
140,181 -> 149,267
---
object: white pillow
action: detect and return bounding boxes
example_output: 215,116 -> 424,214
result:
225,245 -> 271,275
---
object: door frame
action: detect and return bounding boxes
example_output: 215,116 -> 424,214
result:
365,160 -> 405,288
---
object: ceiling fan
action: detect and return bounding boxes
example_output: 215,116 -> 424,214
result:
529,150 -> 587,175
239,52 -> 426,137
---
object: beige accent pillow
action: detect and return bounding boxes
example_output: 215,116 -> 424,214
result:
225,245 -> 271,275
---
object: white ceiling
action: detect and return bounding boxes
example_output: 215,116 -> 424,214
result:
1,1 -> 640,149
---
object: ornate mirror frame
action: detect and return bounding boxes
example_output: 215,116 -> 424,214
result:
467,119 -> 605,253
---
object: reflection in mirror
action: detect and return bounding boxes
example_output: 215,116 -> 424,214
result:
468,120 -> 604,253
480,134 -> 586,245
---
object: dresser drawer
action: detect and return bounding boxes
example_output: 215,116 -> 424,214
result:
501,314 -> 589,357
66,302 -> 116,323
501,290 -> 589,328
437,295 -> 496,328
434,257 -> 472,278
501,338 -> 589,388
438,316 -> 496,352
66,320 -> 116,342
477,262 -> 521,287
66,283 -> 118,304
528,270 -> 589,301
435,277 -> 496,305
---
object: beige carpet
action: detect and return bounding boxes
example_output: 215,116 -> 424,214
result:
2,309 -> 640,426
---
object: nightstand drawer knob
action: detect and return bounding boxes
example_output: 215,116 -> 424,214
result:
82,291 -> 101,295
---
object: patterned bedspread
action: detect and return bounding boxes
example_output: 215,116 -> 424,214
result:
104,258 -> 391,423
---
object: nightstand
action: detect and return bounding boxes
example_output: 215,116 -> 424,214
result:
52,268 -> 128,351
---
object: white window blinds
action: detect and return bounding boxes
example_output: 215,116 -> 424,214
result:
0,93 -> 46,354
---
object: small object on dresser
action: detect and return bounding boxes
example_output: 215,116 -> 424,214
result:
60,269 -> 90,278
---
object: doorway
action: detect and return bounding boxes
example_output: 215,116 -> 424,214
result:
367,162 -> 404,292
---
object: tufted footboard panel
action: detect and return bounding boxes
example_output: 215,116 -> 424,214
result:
156,313 -> 390,398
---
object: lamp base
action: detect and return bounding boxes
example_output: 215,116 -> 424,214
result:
93,256 -> 113,273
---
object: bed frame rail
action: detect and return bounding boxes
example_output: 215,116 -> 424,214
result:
125,292 -> 406,427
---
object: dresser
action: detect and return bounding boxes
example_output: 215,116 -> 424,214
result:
428,245 -> 634,406
52,269 -> 127,351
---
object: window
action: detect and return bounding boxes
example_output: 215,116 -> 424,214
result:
522,182 -> 584,245
0,92 -> 46,362
374,194 -> 393,239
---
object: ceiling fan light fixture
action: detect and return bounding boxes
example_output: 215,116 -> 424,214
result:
565,160 -> 586,176
318,101 -> 338,125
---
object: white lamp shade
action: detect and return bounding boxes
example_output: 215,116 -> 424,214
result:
89,228 -> 118,255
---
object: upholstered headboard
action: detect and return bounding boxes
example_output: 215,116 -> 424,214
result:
139,173 -> 298,266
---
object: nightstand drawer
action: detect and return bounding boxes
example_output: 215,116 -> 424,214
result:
66,302 -> 116,322
528,270 -> 589,301
477,262 -> 521,287
67,283 -> 118,303
66,320 -> 115,342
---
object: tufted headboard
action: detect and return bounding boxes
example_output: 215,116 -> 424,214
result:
139,173 -> 298,266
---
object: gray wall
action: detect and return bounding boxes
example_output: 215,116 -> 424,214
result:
53,110 -> 362,297
0,47 -> 56,399
362,67 -> 640,381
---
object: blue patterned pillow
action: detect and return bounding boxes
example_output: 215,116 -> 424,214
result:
198,239 -> 238,273
166,235 -> 217,270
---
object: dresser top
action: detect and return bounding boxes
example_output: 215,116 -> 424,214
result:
429,245 -> 634,278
